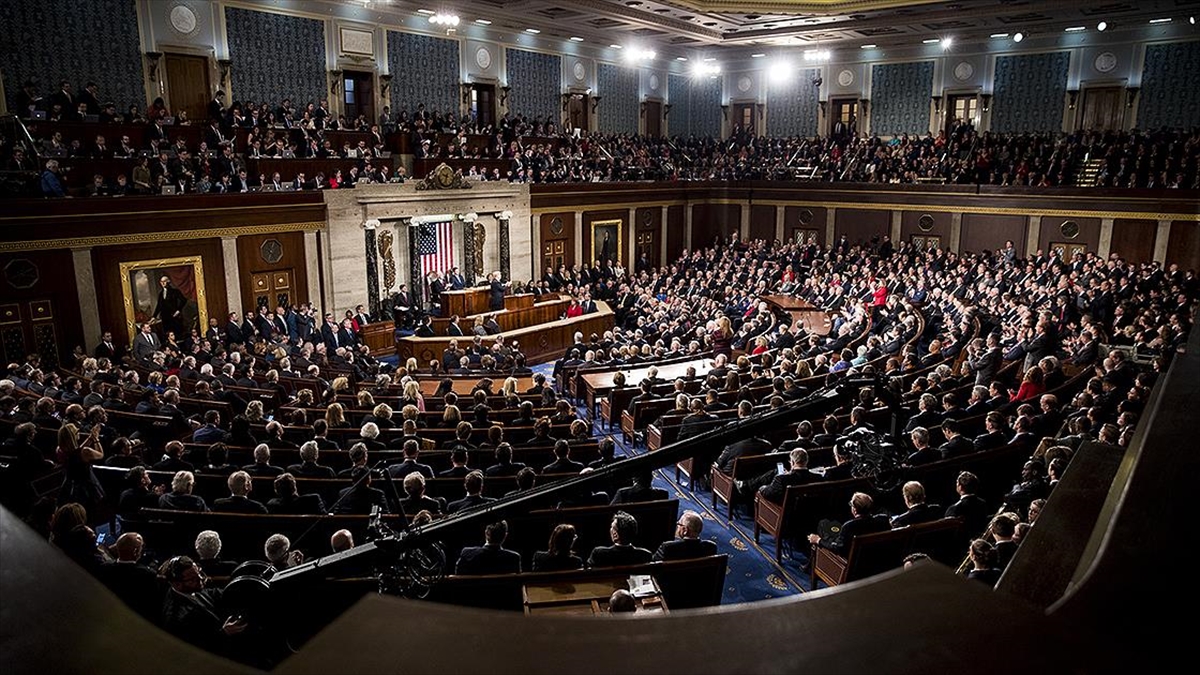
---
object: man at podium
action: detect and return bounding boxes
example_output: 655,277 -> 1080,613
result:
488,271 -> 506,311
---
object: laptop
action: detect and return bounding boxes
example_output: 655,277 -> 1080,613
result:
31,110 -> 47,121
161,117 -> 176,126
161,185 -> 177,195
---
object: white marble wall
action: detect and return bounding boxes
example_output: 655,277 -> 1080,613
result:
322,183 -> 532,313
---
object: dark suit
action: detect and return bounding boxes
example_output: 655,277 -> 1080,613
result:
332,485 -> 389,514
455,544 -> 521,575
98,562 -> 163,622
715,437 -> 774,474
945,494 -> 990,537
212,495 -> 268,514
267,493 -> 326,515
938,435 -> 975,460
973,431 -> 1007,452
587,544 -> 653,568
447,494 -> 495,514
388,459 -> 435,480
652,537 -> 718,562
610,485 -> 669,505
890,503 -> 944,528
905,447 -> 942,466
759,467 -> 819,504
822,514 -> 891,556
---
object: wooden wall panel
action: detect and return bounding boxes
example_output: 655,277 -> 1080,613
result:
538,212 -> 576,274
92,239 -> 228,352
1110,219 -> 1158,264
665,205 -> 685,262
900,210 -> 952,244
0,249 -> 83,364
690,204 -> 741,250
783,206 -> 827,245
634,207 -> 662,269
960,214 -> 1028,255
749,204 -> 776,242
581,209 -> 629,267
1037,216 -> 1101,255
1166,221 -> 1200,272
235,231 -> 310,312
834,208 -> 890,247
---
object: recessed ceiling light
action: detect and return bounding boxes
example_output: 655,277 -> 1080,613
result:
922,38 -> 940,44
861,44 -> 876,49
525,28 -> 541,33
703,57 -> 716,61
1065,26 -> 1086,32
610,44 -> 623,49
569,36 -> 584,42
941,37 -> 953,48
751,53 -> 766,58
676,56 -> 688,61
1149,18 -> 1172,24
474,19 -> 492,25
990,32 -> 1009,38
1013,32 -> 1024,42
416,9 -> 434,15
1096,21 -> 1107,31
1191,16 -> 1196,25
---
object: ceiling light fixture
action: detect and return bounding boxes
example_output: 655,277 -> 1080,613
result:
430,13 -> 460,27
990,33 -> 1009,38
569,36 -> 584,42
1149,18 -> 1172,24
768,59 -> 791,83
941,37 -> 953,49
610,44 -> 623,49
751,53 -> 766,58
860,44 -> 877,49
692,62 -> 721,78
1065,26 -> 1085,32
675,56 -> 688,61
802,49 -> 831,62
416,9 -> 434,15
474,19 -> 491,26
922,38 -> 940,44
1013,32 -> 1024,42
1096,21 -> 1107,31
624,48 -> 656,62
525,28 -> 541,34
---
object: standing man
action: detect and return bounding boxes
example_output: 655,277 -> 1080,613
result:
132,322 -> 159,362
488,271 -> 506,311
153,275 -> 189,338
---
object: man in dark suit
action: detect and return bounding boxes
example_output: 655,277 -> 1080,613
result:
224,312 -> 245,346
132,322 -> 160,362
714,435 -> 774,475
652,510 -> 719,561
890,481 -> 943,527
97,533 -> 163,622
937,419 -> 975,460
446,316 -> 465,337
242,445 -> 285,477
587,511 -> 653,568
974,412 -> 1009,451
752,448 -> 820,502
610,472 -> 669,505
447,470 -> 496,513
905,427 -> 941,466
332,468 -> 390,514
388,440 -> 435,480
903,394 -> 942,434
965,335 -> 1002,386
449,267 -> 466,290
945,471 -> 990,538
212,471 -> 269,514
541,440 -> 585,474
94,331 -> 121,360
152,276 -> 189,338
807,492 -> 892,557
455,520 -> 522,575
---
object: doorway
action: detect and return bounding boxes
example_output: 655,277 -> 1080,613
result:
945,94 -> 978,135
829,98 -> 858,137
470,83 -> 496,129
1081,87 -> 1123,131
342,71 -> 374,126
732,102 -> 755,135
567,93 -> 589,132
163,53 -> 211,123
644,100 -> 662,137
247,270 -> 294,312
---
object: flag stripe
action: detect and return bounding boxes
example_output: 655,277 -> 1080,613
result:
419,222 -> 455,300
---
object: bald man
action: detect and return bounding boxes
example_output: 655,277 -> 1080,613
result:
652,509 -> 718,561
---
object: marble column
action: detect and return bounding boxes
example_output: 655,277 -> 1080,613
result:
1025,216 -> 1042,257
220,236 -> 241,315
303,230 -> 321,306
1098,218 -> 1114,259
1153,219 -> 1171,264
739,202 -> 751,241
363,223 -> 380,314
71,248 -> 101,350
499,217 -> 511,282
627,207 -> 637,268
684,204 -> 694,252
825,207 -> 837,245
949,212 -> 963,254
889,210 -> 902,245
774,205 -> 785,242
659,205 -> 669,264
573,212 -> 583,266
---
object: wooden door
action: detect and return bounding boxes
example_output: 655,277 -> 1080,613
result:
830,98 -> 858,137
1081,87 -> 1123,131
946,94 -> 978,135
0,300 -> 61,369
732,102 -> 754,134
248,270 -> 294,312
472,84 -> 495,128
163,54 -> 211,123
568,94 -> 589,131
644,100 -> 662,137
343,71 -> 374,126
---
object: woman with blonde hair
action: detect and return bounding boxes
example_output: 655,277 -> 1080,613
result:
325,402 -> 349,428
244,399 -> 265,423
440,404 -> 462,428
711,315 -> 733,358
326,376 -> 350,403
502,377 -> 518,398
402,380 -> 426,412
356,390 -> 375,410
57,423 -> 105,514
371,403 -> 395,429
294,388 -> 315,407
405,357 -> 419,374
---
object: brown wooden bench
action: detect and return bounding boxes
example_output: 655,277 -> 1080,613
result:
811,517 -> 964,588
753,477 -> 874,562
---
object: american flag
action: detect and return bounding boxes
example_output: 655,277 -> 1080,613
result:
417,221 -> 455,278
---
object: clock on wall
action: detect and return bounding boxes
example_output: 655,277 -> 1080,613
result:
475,46 -> 492,70
837,69 -> 855,87
260,239 -> 284,265
573,61 -> 586,82
169,3 -> 199,37
649,74 -> 660,91
953,61 -> 975,82
737,76 -> 752,93
1094,52 -> 1117,74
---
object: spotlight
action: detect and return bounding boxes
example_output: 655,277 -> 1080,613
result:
1013,32 -> 1024,42
768,60 -> 792,83
940,37 -> 953,49
1097,21 -> 1107,31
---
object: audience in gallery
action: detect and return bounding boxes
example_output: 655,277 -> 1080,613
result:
5,77 -> 1198,196
1,226 -> 1194,664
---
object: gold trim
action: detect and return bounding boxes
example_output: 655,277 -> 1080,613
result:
0,201 -> 325,222
0,222 -> 325,253
589,219 -> 623,266
118,256 -> 208,344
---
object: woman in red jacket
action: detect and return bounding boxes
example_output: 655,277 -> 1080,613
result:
1010,366 -> 1046,403
565,299 -> 583,318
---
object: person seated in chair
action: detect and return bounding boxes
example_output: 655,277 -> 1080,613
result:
806,492 -> 891,558
653,509 -> 718,561
937,418 -> 974,459
446,470 -> 496,514
157,471 -> 209,512
542,439 -> 585,474
388,439 -> 435,480
587,511 -> 653,568
889,481 -> 942,527
904,427 -> 941,466
286,441 -> 336,478
455,520 -> 521,575
212,470 -> 268,514
332,468 -> 389,515
610,471 -> 669,505
743,448 -> 820,501
532,524 -> 584,572
399,472 -> 444,516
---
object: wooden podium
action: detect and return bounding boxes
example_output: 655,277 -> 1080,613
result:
441,288 -> 490,317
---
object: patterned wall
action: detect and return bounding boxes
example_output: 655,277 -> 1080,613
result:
766,69 -> 820,137
597,63 -> 639,134
387,30 -> 460,115
1139,41 -> 1200,131
225,7 -> 326,106
0,0 -> 145,114
668,74 -> 692,136
992,51 -> 1070,134
667,74 -> 723,137
506,48 -> 561,123
871,61 -> 934,136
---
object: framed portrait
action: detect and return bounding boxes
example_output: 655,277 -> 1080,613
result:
120,256 -> 207,343
591,219 -> 622,266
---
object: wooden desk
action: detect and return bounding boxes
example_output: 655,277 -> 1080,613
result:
397,302 -> 615,365
580,357 -> 716,421
522,575 -> 667,616
442,288 -> 490,317
431,297 -> 570,335
763,295 -> 832,336
361,323 -> 397,356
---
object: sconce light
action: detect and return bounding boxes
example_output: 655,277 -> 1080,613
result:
145,52 -> 164,82
1125,86 -> 1140,108
500,85 -> 512,106
379,74 -> 393,97
562,93 -> 572,111
1067,90 -> 1079,109
663,104 -> 672,117
980,94 -> 992,112
818,100 -> 827,116
756,102 -> 765,119
217,59 -> 232,85
329,70 -> 343,96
